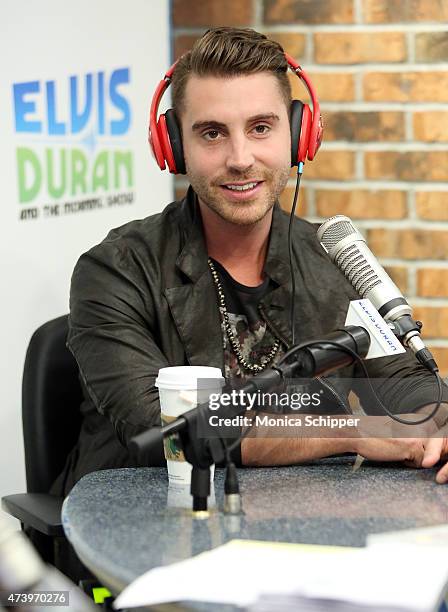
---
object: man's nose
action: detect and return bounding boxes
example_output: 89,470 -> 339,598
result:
225,134 -> 255,173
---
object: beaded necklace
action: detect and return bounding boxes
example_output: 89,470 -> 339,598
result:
207,258 -> 281,374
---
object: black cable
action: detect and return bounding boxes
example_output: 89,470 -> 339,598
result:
288,165 -> 303,346
226,420 -> 256,454
278,338 -> 443,426
219,338 -> 443,469
224,336 -> 361,453
221,156 -> 443,454
221,165 -> 304,494
220,165 -> 443,461
281,161 -> 443,427
218,359 -> 442,516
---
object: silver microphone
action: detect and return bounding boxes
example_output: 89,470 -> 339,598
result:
317,215 -> 438,373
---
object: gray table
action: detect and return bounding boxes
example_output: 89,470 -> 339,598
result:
62,458 -> 448,601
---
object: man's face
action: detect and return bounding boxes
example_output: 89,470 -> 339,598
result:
180,72 -> 291,226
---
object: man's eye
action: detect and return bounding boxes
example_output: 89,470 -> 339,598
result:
204,130 -> 220,140
253,124 -> 270,135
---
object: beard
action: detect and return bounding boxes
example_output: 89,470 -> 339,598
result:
186,164 -> 290,226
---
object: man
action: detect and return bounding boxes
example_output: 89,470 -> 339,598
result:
52,27 -> 448,497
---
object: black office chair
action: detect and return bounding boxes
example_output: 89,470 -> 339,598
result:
2,315 -> 83,568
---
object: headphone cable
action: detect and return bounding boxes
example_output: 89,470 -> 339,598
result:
288,161 -> 304,346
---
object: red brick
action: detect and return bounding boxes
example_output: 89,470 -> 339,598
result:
290,72 -> 355,103
417,269 -> 448,297
174,35 -> 201,60
294,151 -> 355,180
314,32 -> 406,64
413,112 -> 448,142
416,32 -> 448,62
172,0 -> 252,27
264,0 -> 354,24
365,152 -> 448,182
279,186 -> 308,215
316,189 -> 407,219
416,192 -> 448,220
384,266 -> 409,294
367,229 -> 448,260
363,0 -> 448,23
412,306 -> 448,338
364,72 -> 448,102
265,32 -> 306,59
425,347 -> 448,377
325,111 -> 405,142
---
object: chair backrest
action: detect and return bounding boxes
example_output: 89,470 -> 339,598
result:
22,315 -> 83,493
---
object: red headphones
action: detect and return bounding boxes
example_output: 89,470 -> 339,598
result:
149,52 -> 323,175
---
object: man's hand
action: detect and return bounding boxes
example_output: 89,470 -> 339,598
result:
354,438 -> 426,467
421,436 -> 448,483
354,434 -> 448,482
407,403 -> 448,483
353,409 -> 448,481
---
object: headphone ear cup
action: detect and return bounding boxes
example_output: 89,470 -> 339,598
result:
290,100 -> 304,167
149,118 -> 166,170
298,104 -> 312,164
165,109 -> 186,175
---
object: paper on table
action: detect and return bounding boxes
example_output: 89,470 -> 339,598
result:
113,540 -> 349,609
367,523 -> 448,547
113,539 -> 448,610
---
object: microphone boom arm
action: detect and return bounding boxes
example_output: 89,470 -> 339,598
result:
128,325 -> 370,461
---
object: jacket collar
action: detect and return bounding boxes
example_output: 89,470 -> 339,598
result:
175,186 -> 293,288
175,188 -> 209,284
169,187 -> 296,353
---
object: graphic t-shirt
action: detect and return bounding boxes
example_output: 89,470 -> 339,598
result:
209,258 -> 286,380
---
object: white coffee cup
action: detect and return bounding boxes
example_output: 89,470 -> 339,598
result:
155,366 -> 224,485
167,483 -> 216,509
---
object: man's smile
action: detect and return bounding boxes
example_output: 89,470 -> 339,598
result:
219,180 -> 264,200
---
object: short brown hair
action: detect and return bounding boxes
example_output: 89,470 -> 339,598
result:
172,27 -> 292,116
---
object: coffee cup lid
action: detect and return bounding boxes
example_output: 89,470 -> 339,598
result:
155,366 -> 224,390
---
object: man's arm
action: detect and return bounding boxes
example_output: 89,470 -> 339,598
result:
241,436 -> 352,466
68,238 -> 169,446
352,350 -> 448,417
241,420 -> 427,467
352,348 -> 448,482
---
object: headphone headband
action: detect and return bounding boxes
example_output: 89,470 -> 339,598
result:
149,53 -> 323,173
284,52 -> 323,161
149,65 -> 176,169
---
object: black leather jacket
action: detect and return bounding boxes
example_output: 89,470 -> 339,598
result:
52,188 -> 446,495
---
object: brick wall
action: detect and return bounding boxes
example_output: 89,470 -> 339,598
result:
171,0 -> 448,374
